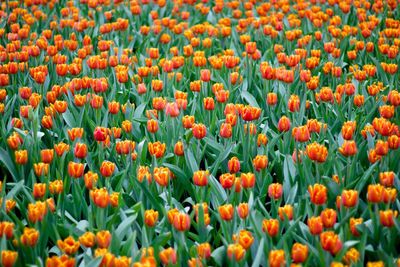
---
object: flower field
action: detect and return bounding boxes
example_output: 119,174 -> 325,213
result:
0,0 -> 400,266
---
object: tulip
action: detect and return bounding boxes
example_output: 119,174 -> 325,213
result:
308,184 -> 327,205
193,170 -> 209,186
227,244 -> 245,262
79,232 -> 96,248
228,157 -> 240,173
308,216 -> 323,235
159,248 -> 177,265
291,243 -> 308,263
236,230 -> 254,250
57,236 -> 80,255
306,142 -> 328,162
278,205 -> 293,220
153,167 -> 170,187
21,227 -> 39,246
173,212 -> 191,231
100,161 -> 115,177
277,116 -> 291,132
96,230 -> 112,248
68,161 -> 84,178
0,221 -> 14,239
219,123 -> 232,138
320,231 -> 342,255
268,183 -> 283,199
1,251 -> 18,267
241,172 -> 255,188
197,243 -> 211,259
380,209 -> 398,227
341,190 -> 358,208
15,150 -> 28,165
90,188 -> 109,208
253,155 -> 268,171
339,140 -> 357,157
321,208 -> 337,228
268,249 -> 285,267
349,217 -> 363,236
192,123 -> 207,139
367,184 -> 384,203
219,204 -> 234,221
262,219 -> 279,237
148,141 -> 166,158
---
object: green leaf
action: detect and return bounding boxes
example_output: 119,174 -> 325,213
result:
241,91 -> 260,108
211,246 -> 226,266
85,256 -> 103,267
115,214 -> 137,238
184,149 -> 198,173
0,148 -> 18,181
251,238 -> 265,267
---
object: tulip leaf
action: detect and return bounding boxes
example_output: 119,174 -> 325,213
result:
0,148 -> 18,181
251,238 -> 265,267
211,246 -> 226,266
241,91 -> 260,108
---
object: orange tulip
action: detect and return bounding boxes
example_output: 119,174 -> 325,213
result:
338,137 -> 357,156
0,221 -> 14,239
379,171 -> 395,187
292,126 -> 310,142
227,244 -> 245,262
79,232 -> 96,248
173,212 -> 191,231
253,155 -> 268,171
33,183 -> 46,199
308,184 -> 327,205
192,123 -> 207,139
306,142 -> 328,162
320,231 -> 342,255
153,167 -> 170,187
291,243 -> 308,263
219,204 -> 234,221
74,143 -> 87,159
235,230 -> 254,250
219,123 -> 232,138
144,209 -> 159,227
278,205 -> 293,221
367,184 -> 384,203
307,216 -> 323,235
148,141 -> 166,158
159,248 -> 177,265
278,116 -> 291,132
15,150 -> 28,165
380,209 -> 398,227
268,183 -> 283,199
68,161 -> 84,178
262,218 -> 279,237
228,157 -> 240,173
197,243 -> 211,259
34,162 -> 49,176
341,190 -> 358,208
321,208 -> 337,228
20,227 -> 39,246
241,172 -> 255,188
193,170 -> 209,187
268,249 -> 285,267
1,251 -> 18,267
96,230 -> 112,248
100,161 -> 115,177
90,188 -> 109,208
349,217 -> 363,236
147,119 -> 159,133
57,236 -> 80,255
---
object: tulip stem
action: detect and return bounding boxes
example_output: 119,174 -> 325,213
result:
315,162 -> 320,183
